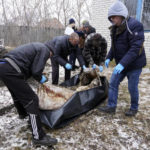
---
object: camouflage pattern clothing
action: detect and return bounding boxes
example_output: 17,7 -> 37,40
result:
82,33 -> 107,67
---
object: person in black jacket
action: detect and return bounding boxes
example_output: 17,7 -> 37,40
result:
0,42 -> 57,146
45,32 -> 85,85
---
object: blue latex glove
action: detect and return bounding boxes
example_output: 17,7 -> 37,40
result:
82,65 -> 86,70
105,59 -> 110,68
40,75 -> 47,84
92,64 -> 97,69
65,63 -> 72,70
113,63 -> 124,74
99,66 -> 103,72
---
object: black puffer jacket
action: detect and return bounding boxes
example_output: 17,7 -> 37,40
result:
45,35 -> 85,66
82,33 -> 107,66
4,42 -> 50,81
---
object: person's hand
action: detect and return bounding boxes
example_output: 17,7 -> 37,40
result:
40,75 -> 48,84
92,64 -> 97,69
99,65 -> 103,72
65,63 -> 72,70
82,65 -> 87,70
105,59 -> 110,68
113,63 -> 124,74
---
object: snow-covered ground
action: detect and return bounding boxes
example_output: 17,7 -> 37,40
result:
0,63 -> 150,150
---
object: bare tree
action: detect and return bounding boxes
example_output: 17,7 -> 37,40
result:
53,0 -> 63,22
0,0 -> 92,27
74,0 -> 85,27
73,0 -> 92,27
22,0 -> 43,26
1,0 -> 8,24
84,0 -> 92,20
61,0 -> 73,26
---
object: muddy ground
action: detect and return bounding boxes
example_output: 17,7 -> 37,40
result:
0,63 -> 150,150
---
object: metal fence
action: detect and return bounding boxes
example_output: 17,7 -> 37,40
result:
0,25 -> 64,47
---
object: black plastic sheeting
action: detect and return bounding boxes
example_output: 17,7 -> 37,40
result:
40,75 -> 108,129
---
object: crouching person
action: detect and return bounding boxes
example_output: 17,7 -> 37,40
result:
82,33 -> 107,72
45,32 -> 85,85
0,42 -> 57,146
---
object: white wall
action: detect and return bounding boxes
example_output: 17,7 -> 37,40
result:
91,0 -> 150,65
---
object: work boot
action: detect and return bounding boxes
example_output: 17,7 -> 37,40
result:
125,109 -> 138,116
33,135 -> 58,146
98,106 -> 116,114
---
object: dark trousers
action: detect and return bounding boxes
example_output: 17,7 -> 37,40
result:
51,56 -> 71,85
0,62 -> 45,140
69,51 -> 76,67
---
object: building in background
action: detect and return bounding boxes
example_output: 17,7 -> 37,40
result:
91,0 -> 150,65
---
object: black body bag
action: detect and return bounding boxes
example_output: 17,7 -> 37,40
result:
40,74 -> 108,128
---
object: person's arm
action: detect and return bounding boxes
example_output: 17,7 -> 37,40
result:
106,46 -> 114,61
98,37 -> 107,65
76,47 -> 85,67
82,37 -> 94,66
31,47 -> 49,81
53,41 -> 67,66
119,22 -> 144,68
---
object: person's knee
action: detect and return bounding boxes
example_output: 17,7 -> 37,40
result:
23,95 -> 39,114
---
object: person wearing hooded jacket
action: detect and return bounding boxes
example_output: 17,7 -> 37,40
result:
45,32 -> 86,85
0,42 -> 57,146
99,1 -> 146,116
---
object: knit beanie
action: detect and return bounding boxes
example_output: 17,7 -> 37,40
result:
69,18 -> 75,24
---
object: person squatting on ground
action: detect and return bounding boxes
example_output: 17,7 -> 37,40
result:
0,42 -> 58,146
99,1 -> 147,116
82,33 -> 107,73
45,32 -> 86,85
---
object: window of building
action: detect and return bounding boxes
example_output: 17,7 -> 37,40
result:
142,0 -> 150,30
120,0 -> 150,31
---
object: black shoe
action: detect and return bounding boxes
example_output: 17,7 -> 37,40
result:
125,109 -> 138,116
33,135 -> 58,146
98,106 -> 116,114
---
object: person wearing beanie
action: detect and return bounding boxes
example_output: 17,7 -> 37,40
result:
64,18 -> 76,35
82,20 -> 96,37
69,18 -> 75,24
99,1 -> 146,116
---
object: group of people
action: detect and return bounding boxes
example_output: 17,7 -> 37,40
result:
0,1 -> 147,147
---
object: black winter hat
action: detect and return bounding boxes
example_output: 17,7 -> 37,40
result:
69,18 -> 75,24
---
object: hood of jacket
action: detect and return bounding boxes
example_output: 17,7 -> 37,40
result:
108,1 -> 128,22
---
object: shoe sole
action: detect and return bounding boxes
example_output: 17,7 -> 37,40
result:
125,113 -> 137,117
33,140 -> 57,146
98,109 -> 116,114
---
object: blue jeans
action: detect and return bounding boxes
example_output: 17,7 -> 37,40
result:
107,68 -> 142,110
